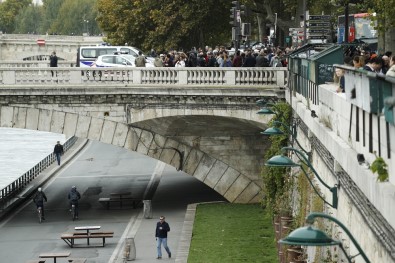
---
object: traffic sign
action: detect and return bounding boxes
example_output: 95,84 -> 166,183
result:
308,29 -> 331,34
308,22 -> 330,27
308,35 -> 328,39
36,39 -> 46,46
308,15 -> 331,21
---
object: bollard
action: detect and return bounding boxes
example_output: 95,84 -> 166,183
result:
123,237 -> 136,261
143,200 -> 152,219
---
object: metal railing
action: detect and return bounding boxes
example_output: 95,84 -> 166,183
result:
0,67 -> 287,87
334,64 -> 395,159
0,136 -> 77,203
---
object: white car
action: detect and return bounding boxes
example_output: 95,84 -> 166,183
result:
91,54 -> 154,68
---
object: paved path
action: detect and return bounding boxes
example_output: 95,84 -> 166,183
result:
0,139 -> 226,262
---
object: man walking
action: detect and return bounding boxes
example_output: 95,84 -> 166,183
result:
155,216 -> 171,259
54,141 -> 64,165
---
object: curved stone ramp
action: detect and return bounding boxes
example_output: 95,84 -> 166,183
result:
0,106 -> 262,203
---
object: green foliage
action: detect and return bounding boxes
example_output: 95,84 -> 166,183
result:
261,102 -> 292,216
370,156 -> 389,182
0,0 -> 100,35
0,0 -> 31,33
14,5 -> 43,34
96,0 -> 232,52
188,203 -> 278,263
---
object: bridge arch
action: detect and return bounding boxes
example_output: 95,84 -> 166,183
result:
0,106 -> 262,203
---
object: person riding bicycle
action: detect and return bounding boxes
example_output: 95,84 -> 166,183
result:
33,187 -> 47,220
68,186 -> 81,219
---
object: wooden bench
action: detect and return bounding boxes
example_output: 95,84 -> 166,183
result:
67,259 -> 87,263
61,232 -> 114,248
98,197 -> 142,209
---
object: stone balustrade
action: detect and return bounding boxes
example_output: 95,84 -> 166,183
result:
0,67 -> 287,87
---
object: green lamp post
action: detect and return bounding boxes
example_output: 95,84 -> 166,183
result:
261,120 -> 309,155
256,98 -> 277,115
280,212 -> 371,263
265,147 -> 338,209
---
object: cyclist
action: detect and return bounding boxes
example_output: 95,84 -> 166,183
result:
68,186 -> 81,219
33,187 -> 47,220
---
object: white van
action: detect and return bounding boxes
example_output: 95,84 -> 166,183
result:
77,46 -> 146,67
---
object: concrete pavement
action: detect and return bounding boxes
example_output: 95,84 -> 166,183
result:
0,138 -> 227,262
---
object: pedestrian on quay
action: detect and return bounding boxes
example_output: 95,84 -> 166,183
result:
50,51 -> 58,77
54,141 -> 64,165
33,187 -> 47,220
68,186 -> 81,219
155,216 -> 171,259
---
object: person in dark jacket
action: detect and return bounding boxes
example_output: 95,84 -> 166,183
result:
68,186 -> 81,218
50,51 -> 58,77
242,50 -> 256,67
33,187 -> 47,219
54,141 -> 64,165
155,216 -> 171,259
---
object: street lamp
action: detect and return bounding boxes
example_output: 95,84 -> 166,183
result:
256,98 -> 277,115
261,120 -> 309,155
274,13 -> 277,46
280,212 -> 371,263
265,147 -> 339,209
83,19 -> 89,35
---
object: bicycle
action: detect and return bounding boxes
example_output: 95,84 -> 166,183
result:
70,204 -> 76,221
37,206 -> 43,223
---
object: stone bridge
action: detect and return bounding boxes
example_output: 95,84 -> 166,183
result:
0,67 -> 286,203
0,34 -> 103,61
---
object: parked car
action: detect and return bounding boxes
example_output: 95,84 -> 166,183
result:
91,54 -> 154,68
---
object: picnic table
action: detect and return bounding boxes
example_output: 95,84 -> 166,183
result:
74,226 -> 101,245
39,252 -> 70,263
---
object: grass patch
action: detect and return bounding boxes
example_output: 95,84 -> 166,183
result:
188,203 -> 278,263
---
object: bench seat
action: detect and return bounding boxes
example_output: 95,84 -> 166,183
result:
67,258 -> 87,263
98,197 -> 142,209
61,232 -> 114,248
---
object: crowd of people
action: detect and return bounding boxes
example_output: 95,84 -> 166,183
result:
335,47 -> 395,93
149,45 -> 289,68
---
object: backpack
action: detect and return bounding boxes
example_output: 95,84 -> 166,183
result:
34,192 -> 44,203
262,57 -> 270,67
135,56 -> 145,67
70,191 -> 79,201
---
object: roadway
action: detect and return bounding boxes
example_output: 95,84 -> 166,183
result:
0,140 -> 226,262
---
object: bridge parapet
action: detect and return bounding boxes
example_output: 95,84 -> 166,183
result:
0,67 -> 287,87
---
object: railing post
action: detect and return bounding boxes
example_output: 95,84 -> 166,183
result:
225,70 -> 236,85
3,70 -> 16,84
133,70 -> 142,84
178,70 -> 188,85
69,70 -> 82,84
276,70 -> 285,87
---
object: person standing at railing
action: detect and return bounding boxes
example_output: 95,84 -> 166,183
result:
50,51 -> 58,77
54,141 -> 64,165
387,55 -> 395,77
33,187 -> 47,220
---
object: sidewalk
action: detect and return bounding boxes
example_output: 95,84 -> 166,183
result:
0,138 -> 88,220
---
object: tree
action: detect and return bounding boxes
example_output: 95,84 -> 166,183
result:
0,0 -> 31,33
51,0 -> 100,35
96,0 -> 231,51
14,5 -> 44,34
41,0 -> 63,33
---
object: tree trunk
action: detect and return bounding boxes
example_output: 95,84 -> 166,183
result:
384,28 -> 395,55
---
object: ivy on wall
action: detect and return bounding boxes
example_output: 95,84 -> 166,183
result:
261,102 -> 292,216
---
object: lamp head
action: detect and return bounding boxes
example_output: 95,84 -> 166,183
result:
280,226 -> 341,246
265,155 -> 299,167
261,127 -> 284,135
257,108 -> 276,115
